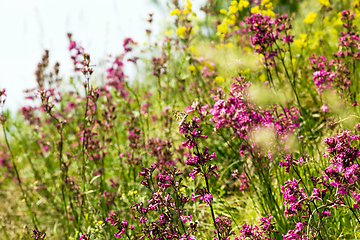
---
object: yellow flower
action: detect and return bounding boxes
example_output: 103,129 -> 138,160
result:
189,65 -> 196,71
176,26 -> 186,38
215,76 -> 225,83
170,9 -> 181,15
265,2 -> 273,10
217,22 -> 228,34
314,30 -> 324,38
334,16 -> 343,26
323,16 -> 330,25
180,187 -> 186,191
226,17 -> 236,25
228,5 -> 238,14
231,1 -> 238,6
244,46 -> 252,52
259,73 -> 267,82
294,39 -> 303,48
165,29 -> 174,36
226,42 -> 234,48
292,58 -> 296,66
318,0 -> 330,7
220,9 -> 227,14
303,12 -> 317,24
251,6 -> 261,14
186,0 -> 192,11
261,0 -> 270,6
98,220 -> 104,224
189,45 -> 199,55
239,0 -> 249,9
183,9 -> 189,15
205,62 -> 215,71
216,44 -> 223,49
299,34 -> 307,40
262,9 -> 275,18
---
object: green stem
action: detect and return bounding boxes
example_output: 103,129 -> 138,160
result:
1,122 -> 38,230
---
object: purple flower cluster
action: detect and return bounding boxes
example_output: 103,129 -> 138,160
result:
336,10 -> 360,59
147,138 -> 175,171
68,33 -> 85,72
214,216 -> 235,240
31,229 -> 46,240
280,175 -> 335,239
179,117 -> 218,180
79,233 -> 90,240
324,130 -> 360,208
231,169 -> 249,191
105,55 -> 129,99
246,13 -> 294,66
123,38 -> 137,53
210,76 -> 299,160
106,211 -> 135,238
279,154 -> 305,173
178,115 -> 224,239
132,165 -> 200,239
309,54 -> 350,94
237,215 -> 277,240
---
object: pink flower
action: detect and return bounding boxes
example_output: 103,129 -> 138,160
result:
180,214 -> 192,223
321,104 -> 329,113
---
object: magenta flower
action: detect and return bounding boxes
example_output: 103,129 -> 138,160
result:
321,104 -> 329,113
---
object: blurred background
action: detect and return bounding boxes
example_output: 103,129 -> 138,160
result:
0,0 -> 205,112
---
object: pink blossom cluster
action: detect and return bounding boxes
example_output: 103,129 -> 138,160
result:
324,130 -> 360,208
210,77 -> 299,159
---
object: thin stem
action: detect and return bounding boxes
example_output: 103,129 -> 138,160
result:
80,77 -> 90,225
1,122 -> 38,230
292,165 -> 326,240
349,207 -> 360,225
0,220 -> 10,240
204,175 -> 221,240
191,135 -> 221,240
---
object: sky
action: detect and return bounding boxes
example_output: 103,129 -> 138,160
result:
0,0 -> 205,112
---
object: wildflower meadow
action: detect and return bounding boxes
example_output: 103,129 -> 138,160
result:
2,0 -> 360,239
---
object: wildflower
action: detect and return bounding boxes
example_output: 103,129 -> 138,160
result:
106,211 -> 135,238
238,0 -> 249,10
165,29 -> 174,36
294,39 -> 304,48
180,215 -> 192,223
303,12 -> 317,24
238,215 -> 278,239
170,9 -> 181,15
318,0 -> 331,7
215,216 -> 235,239
31,230 -> 46,240
324,131 -> 360,202
216,22 -> 228,36
354,123 -> 360,131
123,38 -> 136,52
215,76 -> 225,84
231,169 -> 249,191
321,104 -> 329,113
176,26 -> 187,38
189,65 -> 196,72
220,9 -> 227,14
